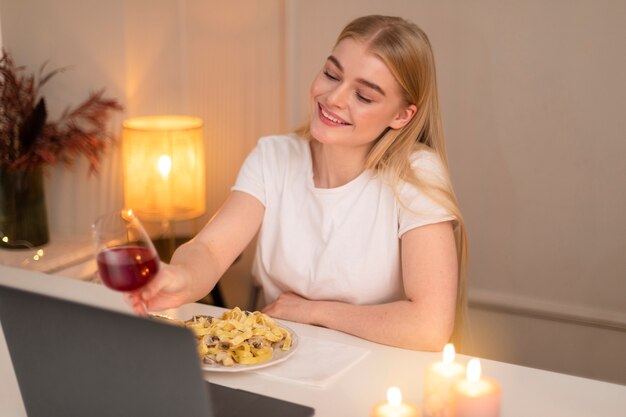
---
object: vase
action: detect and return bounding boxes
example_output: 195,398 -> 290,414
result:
0,165 -> 49,249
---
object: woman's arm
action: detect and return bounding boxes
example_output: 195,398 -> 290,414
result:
127,191 -> 264,314
263,220 -> 458,351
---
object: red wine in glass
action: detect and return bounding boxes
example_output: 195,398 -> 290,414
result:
92,209 -> 160,292
96,246 -> 159,291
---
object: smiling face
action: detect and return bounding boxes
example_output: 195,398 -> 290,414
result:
308,37 -> 416,151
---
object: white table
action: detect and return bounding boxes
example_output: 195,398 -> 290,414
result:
1,265 -> 625,417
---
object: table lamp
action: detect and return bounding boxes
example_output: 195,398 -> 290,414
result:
122,115 -> 206,260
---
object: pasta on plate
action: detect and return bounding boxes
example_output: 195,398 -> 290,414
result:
151,307 -> 294,368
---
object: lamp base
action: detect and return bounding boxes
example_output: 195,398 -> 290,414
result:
152,235 -> 225,308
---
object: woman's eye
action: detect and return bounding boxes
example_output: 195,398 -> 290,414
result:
356,93 -> 373,104
323,70 -> 339,81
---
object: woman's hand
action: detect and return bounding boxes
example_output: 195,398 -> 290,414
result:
125,262 -> 193,315
262,292 -> 317,324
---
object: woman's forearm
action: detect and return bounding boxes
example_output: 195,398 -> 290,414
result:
310,299 -> 454,351
169,239 -> 225,304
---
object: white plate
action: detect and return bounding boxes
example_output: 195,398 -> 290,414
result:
201,323 -> 299,373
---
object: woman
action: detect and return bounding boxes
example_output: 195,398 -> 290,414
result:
129,15 -> 468,351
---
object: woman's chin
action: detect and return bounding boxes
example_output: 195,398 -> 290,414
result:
309,123 -> 339,144
309,131 -> 334,145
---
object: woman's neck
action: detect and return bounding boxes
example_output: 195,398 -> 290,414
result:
309,140 -> 371,188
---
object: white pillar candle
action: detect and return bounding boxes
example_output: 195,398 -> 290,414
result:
423,343 -> 465,417
451,358 -> 500,417
372,387 -> 420,417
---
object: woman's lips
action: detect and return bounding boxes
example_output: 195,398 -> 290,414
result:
318,103 -> 351,126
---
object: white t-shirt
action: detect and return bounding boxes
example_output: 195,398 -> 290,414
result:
232,134 -> 454,305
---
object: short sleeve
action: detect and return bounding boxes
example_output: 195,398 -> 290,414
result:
397,151 -> 456,237
231,139 -> 267,206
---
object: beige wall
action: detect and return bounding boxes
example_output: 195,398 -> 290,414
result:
1,0 -> 624,384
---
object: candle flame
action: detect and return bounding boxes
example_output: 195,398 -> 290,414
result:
442,343 -> 455,364
467,358 -> 482,382
386,387 -> 402,407
157,155 -> 172,178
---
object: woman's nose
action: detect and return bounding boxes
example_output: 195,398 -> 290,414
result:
326,83 -> 349,108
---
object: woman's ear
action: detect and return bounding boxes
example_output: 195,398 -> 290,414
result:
389,104 -> 417,130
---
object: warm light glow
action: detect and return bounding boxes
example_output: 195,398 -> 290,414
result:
122,115 -> 205,222
442,343 -> 455,365
2,236 -> 8,243
36,249 -> 44,256
467,358 -> 482,382
33,255 -> 40,261
387,387 -> 402,407
121,209 -> 134,222
157,155 -> 172,178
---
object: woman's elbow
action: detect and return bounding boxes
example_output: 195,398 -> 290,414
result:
406,318 -> 454,352
423,330 -> 452,351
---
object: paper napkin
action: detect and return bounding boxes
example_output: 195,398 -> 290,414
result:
253,335 -> 370,388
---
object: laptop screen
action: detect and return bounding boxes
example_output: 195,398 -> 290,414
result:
0,283 -> 314,417
0,283 -> 213,417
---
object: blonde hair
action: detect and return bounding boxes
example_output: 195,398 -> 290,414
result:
298,15 -> 468,347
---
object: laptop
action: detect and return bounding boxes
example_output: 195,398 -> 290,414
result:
0,282 -> 314,417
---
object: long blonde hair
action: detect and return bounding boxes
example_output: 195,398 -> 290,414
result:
298,15 -> 468,346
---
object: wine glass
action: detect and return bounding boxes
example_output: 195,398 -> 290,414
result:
92,209 -> 160,292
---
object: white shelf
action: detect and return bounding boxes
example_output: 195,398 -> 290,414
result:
0,235 -> 97,280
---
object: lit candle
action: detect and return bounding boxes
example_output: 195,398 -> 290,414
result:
372,387 -> 420,417
450,358 -> 500,417
423,343 -> 465,417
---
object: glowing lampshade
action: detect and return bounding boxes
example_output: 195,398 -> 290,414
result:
122,115 -> 205,222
